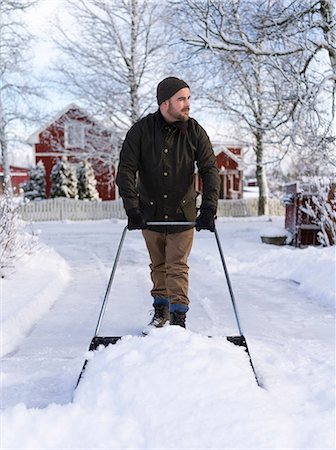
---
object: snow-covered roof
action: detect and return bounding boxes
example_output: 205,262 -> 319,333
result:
27,103 -> 97,145
213,144 -> 246,170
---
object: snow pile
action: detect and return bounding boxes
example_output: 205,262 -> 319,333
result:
220,218 -> 335,310
286,246 -> 335,308
1,245 -> 71,357
237,245 -> 336,310
2,326 -> 331,449
1,218 -> 334,449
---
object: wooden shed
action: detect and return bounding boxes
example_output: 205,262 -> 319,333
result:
284,181 -> 321,246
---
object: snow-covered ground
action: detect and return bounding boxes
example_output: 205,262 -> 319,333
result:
1,217 -> 335,449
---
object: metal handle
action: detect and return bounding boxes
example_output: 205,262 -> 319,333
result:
94,225 -> 128,336
146,221 -> 196,226
94,222 -> 195,336
92,222 -> 260,386
214,228 -> 244,337
94,223 -> 244,339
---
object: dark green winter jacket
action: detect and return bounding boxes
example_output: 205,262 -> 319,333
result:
116,110 -> 220,233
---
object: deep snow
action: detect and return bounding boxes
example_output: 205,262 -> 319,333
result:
1,217 -> 335,449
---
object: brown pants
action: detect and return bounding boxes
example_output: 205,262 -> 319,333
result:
142,228 -> 194,307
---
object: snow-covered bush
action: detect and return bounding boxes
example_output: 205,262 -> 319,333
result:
23,161 -> 46,201
50,156 -> 78,199
302,180 -> 336,246
77,160 -> 100,200
0,196 -> 39,278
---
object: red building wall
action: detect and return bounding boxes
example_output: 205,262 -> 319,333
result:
32,106 -> 116,200
195,148 -> 243,200
31,107 -> 243,202
0,166 -> 30,196
216,148 -> 243,199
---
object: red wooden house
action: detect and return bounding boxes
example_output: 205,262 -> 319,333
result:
28,105 -> 244,202
195,144 -> 244,199
28,104 -> 117,200
0,165 -> 30,196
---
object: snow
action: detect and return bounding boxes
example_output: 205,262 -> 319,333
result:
259,224 -> 291,237
1,217 -> 335,449
1,245 -> 71,358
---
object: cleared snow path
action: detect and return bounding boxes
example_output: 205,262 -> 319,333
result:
1,218 -> 334,449
1,221 -> 143,408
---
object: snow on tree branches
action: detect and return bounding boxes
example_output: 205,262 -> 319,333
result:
23,161 -> 46,201
22,157 -> 101,202
301,179 -> 336,246
0,196 -> 39,278
50,156 -> 78,199
77,160 -> 100,201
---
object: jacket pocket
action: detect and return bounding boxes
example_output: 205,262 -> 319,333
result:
140,199 -> 156,221
179,194 -> 197,221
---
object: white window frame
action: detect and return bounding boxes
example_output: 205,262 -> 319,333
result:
64,121 -> 85,148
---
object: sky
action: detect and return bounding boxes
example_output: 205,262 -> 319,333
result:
28,0 -> 67,72
11,0 -> 335,175
8,1 -> 74,166
22,1 -> 240,134
14,0 -> 226,166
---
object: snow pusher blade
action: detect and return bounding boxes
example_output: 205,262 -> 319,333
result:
76,337 -> 122,388
75,223 -> 263,389
226,336 -> 262,387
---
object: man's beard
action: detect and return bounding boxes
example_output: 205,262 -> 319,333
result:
168,102 -> 189,122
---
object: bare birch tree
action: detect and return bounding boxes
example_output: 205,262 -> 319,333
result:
257,0 -> 336,174
0,0 -> 42,197
53,0 -> 170,133
173,0 -> 335,214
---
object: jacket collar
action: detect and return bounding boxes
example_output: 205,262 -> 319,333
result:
155,109 -> 188,135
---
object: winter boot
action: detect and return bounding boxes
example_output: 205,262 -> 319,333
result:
170,311 -> 187,328
142,299 -> 170,335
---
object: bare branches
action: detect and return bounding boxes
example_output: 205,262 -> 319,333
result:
52,0 -> 169,132
0,0 -> 43,196
0,196 -> 40,278
173,0 -> 335,213
181,0 -> 303,56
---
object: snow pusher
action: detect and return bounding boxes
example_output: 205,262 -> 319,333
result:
76,222 -> 263,389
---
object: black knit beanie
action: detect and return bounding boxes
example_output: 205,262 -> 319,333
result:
157,77 -> 189,105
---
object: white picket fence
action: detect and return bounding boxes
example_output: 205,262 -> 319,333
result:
19,198 -> 126,221
217,197 -> 285,217
18,197 -> 285,222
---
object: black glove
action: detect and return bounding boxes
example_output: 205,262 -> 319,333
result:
195,209 -> 216,232
127,208 -> 147,230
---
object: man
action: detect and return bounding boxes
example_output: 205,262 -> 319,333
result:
116,76 -> 220,331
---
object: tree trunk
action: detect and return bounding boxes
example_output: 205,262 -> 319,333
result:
255,131 -> 269,216
129,0 -> 140,124
0,122 -> 13,198
320,0 -> 336,77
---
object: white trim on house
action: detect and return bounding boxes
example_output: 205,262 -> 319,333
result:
213,145 -> 246,170
27,103 -> 81,144
64,120 -> 86,148
27,103 -> 109,145
0,171 -> 28,177
35,152 -> 63,157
